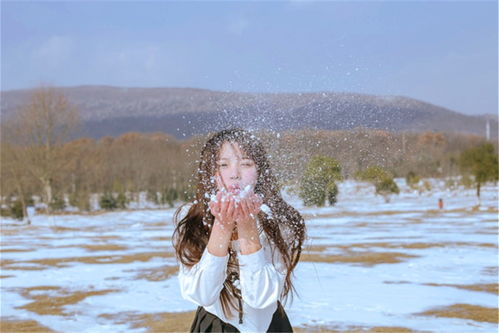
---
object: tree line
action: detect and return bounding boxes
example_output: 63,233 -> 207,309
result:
1,87 -> 497,221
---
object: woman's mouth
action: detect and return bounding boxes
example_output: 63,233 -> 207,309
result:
228,184 -> 241,193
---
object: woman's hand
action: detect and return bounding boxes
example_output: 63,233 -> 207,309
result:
208,173 -> 237,233
209,191 -> 237,232
235,191 -> 263,227
234,191 -> 263,255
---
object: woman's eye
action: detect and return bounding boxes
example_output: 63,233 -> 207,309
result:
242,163 -> 253,167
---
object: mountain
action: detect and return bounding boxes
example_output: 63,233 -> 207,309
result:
1,85 -> 497,139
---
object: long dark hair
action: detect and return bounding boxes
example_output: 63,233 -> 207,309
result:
173,128 -> 305,319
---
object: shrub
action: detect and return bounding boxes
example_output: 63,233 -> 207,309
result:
69,191 -> 91,212
459,143 -> 498,200
356,165 -> 400,201
326,182 -> 339,206
147,189 -> 159,204
49,195 -> 66,211
406,171 -> 420,189
161,187 -> 178,208
10,200 -> 24,220
100,192 -> 118,210
116,192 -> 128,209
299,155 -> 342,207
375,178 -> 400,196
355,165 -> 389,183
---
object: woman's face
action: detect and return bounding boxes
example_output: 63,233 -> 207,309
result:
215,141 -> 258,193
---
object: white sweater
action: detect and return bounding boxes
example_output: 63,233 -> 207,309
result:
177,218 -> 287,332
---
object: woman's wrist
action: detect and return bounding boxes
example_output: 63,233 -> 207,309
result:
237,218 -> 261,255
239,237 -> 262,255
207,218 -> 235,257
213,217 -> 235,235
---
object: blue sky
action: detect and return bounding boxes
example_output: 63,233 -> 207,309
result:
1,0 -> 497,115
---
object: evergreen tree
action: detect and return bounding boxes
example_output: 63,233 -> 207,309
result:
459,143 -> 498,202
355,165 -> 400,202
299,155 -> 342,207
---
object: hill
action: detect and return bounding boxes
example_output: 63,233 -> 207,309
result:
1,86 -> 496,139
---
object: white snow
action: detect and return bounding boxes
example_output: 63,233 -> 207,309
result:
1,179 -> 497,332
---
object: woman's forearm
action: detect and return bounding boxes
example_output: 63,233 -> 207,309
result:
237,218 -> 262,255
207,219 -> 234,256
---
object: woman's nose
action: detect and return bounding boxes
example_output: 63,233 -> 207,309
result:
229,167 -> 241,179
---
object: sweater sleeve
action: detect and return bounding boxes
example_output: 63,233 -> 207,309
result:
178,247 -> 229,307
238,241 -> 286,309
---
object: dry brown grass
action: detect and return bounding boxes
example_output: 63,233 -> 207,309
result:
149,236 -> 172,242
0,248 -> 34,253
304,245 -> 331,253
49,225 -> 86,232
16,286 -> 121,316
423,283 -> 498,295
305,241 -> 497,252
295,323 -> 425,333
367,241 -> 495,249
416,303 -> 498,323
384,281 -> 498,295
35,207 -> 173,217
78,244 -> 130,252
302,206 -> 498,221
302,210 -> 421,220
482,266 -> 499,276
0,228 -> 34,236
2,251 -> 174,270
100,311 -> 422,333
0,264 -> 46,271
98,310 -> 195,332
89,235 -> 123,240
124,265 -> 179,282
300,251 -> 418,266
0,318 -> 55,333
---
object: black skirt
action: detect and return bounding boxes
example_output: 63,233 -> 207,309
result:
190,301 -> 293,333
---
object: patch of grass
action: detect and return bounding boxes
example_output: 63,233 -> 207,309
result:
415,303 -> 498,323
303,245 -> 331,252
3,251 -> 175,269
0,317 -> 55,333
98,310 -> 196,332
16,286 -> 121,316
124,265 -> 179,282
295,323 -> 425,332
0,248 -> 34,253
385,281 -> 498,296
300,251 -> 418,266
79,244 -> 129,252
0,262 -> 47,271
149,236 -> 172,241
423,283 -> 498,295
482,266 -> 499,276
344,241 -> 497,249
304,241 -> 498,256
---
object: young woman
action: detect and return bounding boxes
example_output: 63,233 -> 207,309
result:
173,128 -> 305,332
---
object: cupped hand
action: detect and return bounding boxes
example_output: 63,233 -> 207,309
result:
234,190 -> 263,226
209,190 -> 237,232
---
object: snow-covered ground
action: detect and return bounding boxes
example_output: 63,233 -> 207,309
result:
1,179 -> 498,332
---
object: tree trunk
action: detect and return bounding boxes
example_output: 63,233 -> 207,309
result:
20,195 -> 30,225
15,180 -> 31,225
42,178 -> 53,213
476,182 -> 481,206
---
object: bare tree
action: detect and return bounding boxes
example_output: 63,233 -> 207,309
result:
3,86 -> 81,213
0,141 -> 33,223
